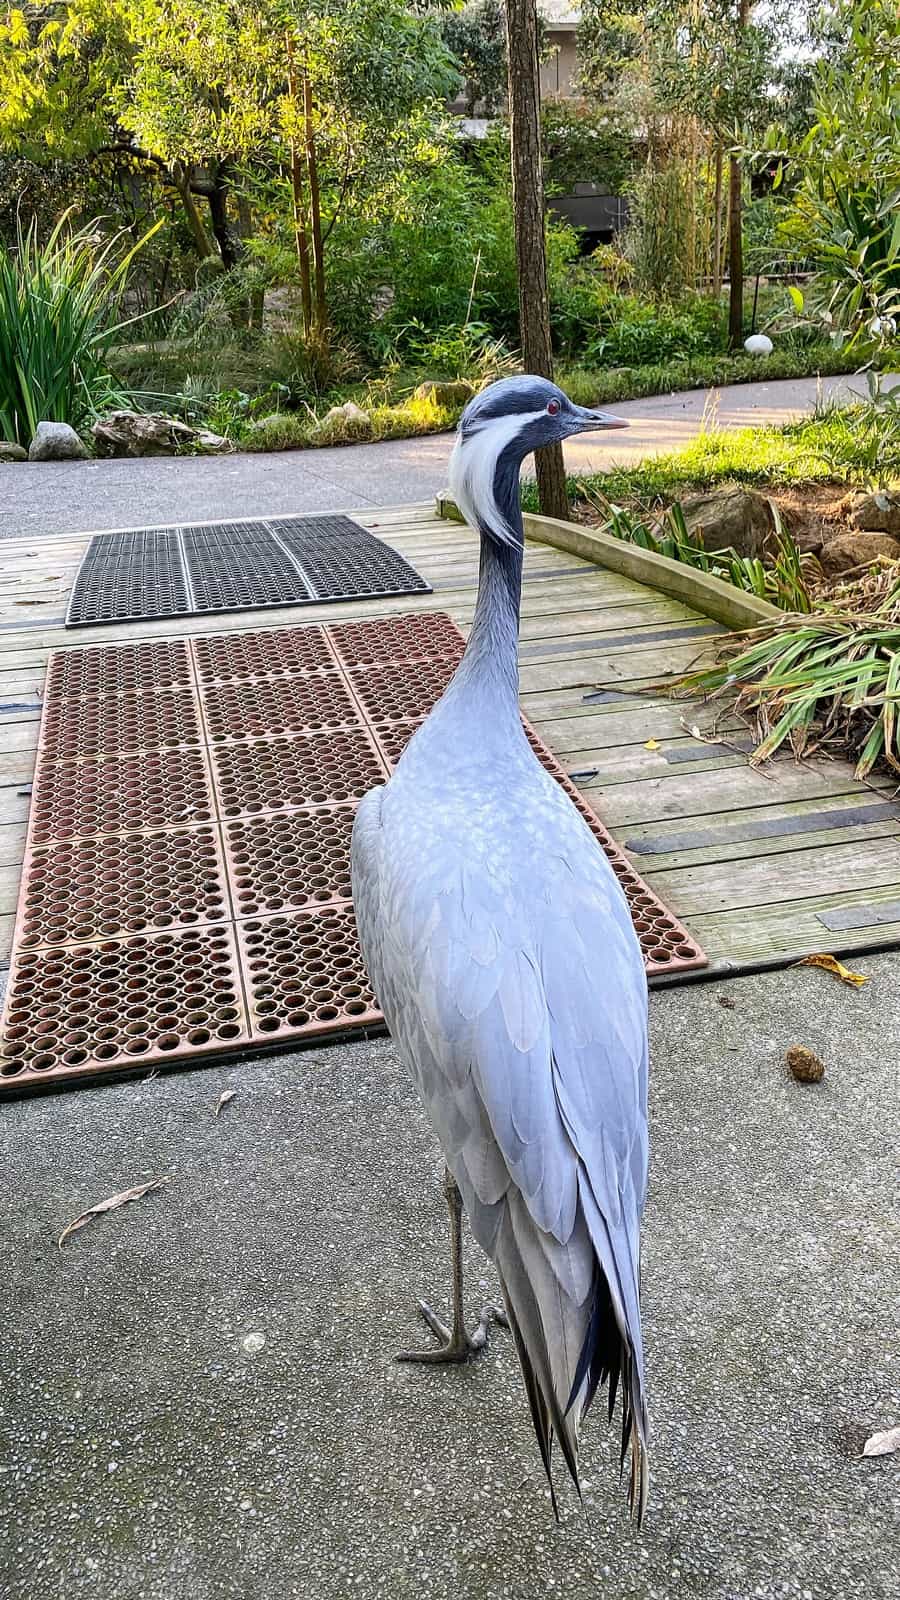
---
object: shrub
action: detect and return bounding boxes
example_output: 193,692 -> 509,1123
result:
0,212 -> 152,446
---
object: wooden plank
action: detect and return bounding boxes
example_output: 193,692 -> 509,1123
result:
649,836 -> 900,917
0,821 -> 28,866
637,815 -> 900,876
690,883 -> 900,965
582,757 -> 882,828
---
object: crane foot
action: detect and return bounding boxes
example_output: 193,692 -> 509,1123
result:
395,1299 -> 508,1364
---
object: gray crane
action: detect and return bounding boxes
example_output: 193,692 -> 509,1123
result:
351,375 -> 649,1520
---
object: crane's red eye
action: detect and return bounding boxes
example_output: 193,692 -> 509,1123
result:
547,399 -> 561,415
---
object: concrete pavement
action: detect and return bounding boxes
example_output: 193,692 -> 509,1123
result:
1,954 -> 897,1600
0,372 -> 882,539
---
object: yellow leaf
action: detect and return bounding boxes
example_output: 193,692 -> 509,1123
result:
644,738 -> 660,750
796,954 -> 868,988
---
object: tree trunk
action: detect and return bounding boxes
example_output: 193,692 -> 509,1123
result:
174,164 -> 214,260
712,140 -> 724,296
727,148 -> 743,348
206,172 -> 245,271
728,0 -> 750,350
303,71 -> 327,332
237,194 -> 265,332
286,33 -> 313,335
504,0 -> 568,521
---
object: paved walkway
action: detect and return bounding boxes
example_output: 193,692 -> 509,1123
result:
1,954 -> 896,1600
0,372 -> 883,539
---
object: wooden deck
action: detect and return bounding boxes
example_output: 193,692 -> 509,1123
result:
0,500 -> 898,979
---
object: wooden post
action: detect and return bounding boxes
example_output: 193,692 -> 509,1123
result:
504,0 -> 568,521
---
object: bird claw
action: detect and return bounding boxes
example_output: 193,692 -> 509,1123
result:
395,1299 -> 508,1364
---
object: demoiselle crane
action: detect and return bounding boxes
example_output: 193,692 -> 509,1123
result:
351,375 -> 649,1520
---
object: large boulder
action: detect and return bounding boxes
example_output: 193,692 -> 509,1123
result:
849,490 -> 900,535
92,411 -> 196,457
28,422 -> 88,461
312,400 -> 372,438
678,488 -> 777,559
820,530 -> 900,576
193,428 -> 231,454
412,379 -> 476,408
0,440 -> 27,463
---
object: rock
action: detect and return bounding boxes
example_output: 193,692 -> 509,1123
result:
820,530 -> 900,576
849,490 -> 900,535
28,422 -> 89,461
314,400 -> 371,433
412,379 -> 476,408
679,488 -> 777,560
786,1045 -> 825,1084
0,440 -> 28,463
193,429 -> 232,454
249,414 -> 284,432
92,411 -> 196,457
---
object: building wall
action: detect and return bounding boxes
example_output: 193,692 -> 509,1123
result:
540,30 -> 579,98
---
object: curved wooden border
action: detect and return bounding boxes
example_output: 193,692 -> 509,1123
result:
435,494 -> 781,631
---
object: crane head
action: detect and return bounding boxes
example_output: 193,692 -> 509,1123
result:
449,374 -> 627,546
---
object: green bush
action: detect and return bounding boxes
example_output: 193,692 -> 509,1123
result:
0,212 -> 151,446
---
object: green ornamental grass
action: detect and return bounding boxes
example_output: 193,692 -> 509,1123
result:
674,575 -> 900,778
0,212 -> 156,447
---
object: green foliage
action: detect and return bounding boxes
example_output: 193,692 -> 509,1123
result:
566,391 -> 900,509
439,0 -> 506,115
541,100 -> 636,198
644,1 -> 781,142
392,321 -> 517,381
0,211 -> 152,445
551,272 -> 725,365
677,579 -> 900,778
585,497 -> 813,611
576,1 -> 643,101
784,0 -> 900,345
621,161 -> 704,301
813,376 -> 900,491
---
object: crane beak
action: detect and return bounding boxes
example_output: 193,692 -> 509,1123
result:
572,406 -> 629,433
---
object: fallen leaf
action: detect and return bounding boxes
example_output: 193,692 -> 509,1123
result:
863,1426 -> 900,1458
796,953 -> 869,988
58,1177 -> 168,1249
644,738 -> 660,750
215,1089 -> 237,1118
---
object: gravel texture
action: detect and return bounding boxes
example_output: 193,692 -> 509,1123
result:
1,954 -> 897,1599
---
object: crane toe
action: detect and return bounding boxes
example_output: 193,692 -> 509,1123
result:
395,1299 -> 508,1365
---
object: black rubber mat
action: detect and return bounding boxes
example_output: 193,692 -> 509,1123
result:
66,531 -> 191,625
181,523 -> 312,613
270,519 -> 432,604
65,516 -> 430,627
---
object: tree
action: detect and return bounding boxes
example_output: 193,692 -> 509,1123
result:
0,0 -> 460,330
644,0 -> 776,345
504,0 -> 567,520
440,0 -> 508,115
786,0 -> 900,344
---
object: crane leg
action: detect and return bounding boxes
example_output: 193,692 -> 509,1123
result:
396,1167 -> 508,1364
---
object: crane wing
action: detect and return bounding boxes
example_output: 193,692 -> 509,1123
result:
352,786 -> 649,1510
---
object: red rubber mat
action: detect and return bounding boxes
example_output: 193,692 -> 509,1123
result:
1,617 -> 706,1093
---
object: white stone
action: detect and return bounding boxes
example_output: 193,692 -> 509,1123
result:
28,422 -> 89,461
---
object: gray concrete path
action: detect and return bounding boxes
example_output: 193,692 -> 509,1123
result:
1,955 -> 897,1600
0,372 -> 883,539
